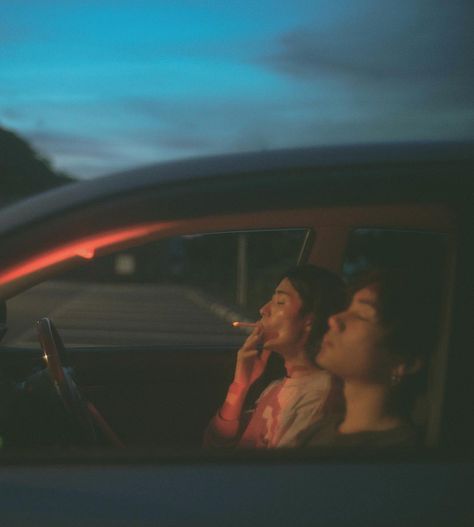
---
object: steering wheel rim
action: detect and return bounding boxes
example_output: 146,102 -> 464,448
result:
36,317 -> 101,445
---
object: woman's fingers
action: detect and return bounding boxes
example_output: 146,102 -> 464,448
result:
238,348 -> 260,360
259,348 -> 272,364
241,326 -> 262,350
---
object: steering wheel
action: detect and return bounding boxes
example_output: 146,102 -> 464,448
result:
36,317 -> 124,447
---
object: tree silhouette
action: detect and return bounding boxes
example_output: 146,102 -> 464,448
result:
0,126 -> 74,202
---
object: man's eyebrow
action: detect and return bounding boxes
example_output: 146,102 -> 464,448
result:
275,289 -> 290,296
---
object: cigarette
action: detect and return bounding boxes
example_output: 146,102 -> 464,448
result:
232,321 -> 258,328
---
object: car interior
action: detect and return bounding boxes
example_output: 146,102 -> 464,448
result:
0,202 -> 457,452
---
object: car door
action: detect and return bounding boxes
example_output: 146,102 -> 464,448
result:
0,200 -> 456,449
0,145 -> 472,526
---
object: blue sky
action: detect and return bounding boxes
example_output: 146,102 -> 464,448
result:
1,0 -> 473,179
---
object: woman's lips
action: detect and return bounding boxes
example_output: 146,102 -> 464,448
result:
321,335 -> 332,348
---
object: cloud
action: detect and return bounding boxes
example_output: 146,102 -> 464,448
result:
25,130 -> 116,157
257,1 -> 474,143
1,107 -> 24,121
121,96 -> 275,146
21,109 -> 224,178
263,1 -> 474,85
18,129 -> 132,178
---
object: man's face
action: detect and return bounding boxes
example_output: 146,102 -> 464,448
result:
258,278 -> 312,357
317,286 -> 394,382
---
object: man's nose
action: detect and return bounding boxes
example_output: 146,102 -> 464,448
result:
328,312 -> 344,332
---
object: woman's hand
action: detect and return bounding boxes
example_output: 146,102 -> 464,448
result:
214,326 -> 272,428
233,326 -> 271,389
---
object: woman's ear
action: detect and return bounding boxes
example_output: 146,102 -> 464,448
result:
303,313 -> 315,328
303,313 -> 315,330
392,358 -> 423,379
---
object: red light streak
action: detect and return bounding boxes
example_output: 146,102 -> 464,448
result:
0,223 -> 169,286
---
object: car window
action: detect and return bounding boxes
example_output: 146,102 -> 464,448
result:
342,228 -> 448,280
4,229 -> 308,348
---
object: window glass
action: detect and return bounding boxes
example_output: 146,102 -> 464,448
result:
4,229 -> 308,348
342,228 -> 447,280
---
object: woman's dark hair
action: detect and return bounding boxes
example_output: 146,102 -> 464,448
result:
283,264 -> 346,355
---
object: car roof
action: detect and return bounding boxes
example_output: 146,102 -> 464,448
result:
0,141 -> 472,238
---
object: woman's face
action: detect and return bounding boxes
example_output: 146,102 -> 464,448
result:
258,277 -> 312,357
316,286 -> 395,383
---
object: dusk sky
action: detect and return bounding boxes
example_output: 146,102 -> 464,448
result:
1,0 -> 473,179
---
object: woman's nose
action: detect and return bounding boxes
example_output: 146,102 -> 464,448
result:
259,301 -> 270,317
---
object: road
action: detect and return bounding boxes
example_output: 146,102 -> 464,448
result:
2,281 -> 252,348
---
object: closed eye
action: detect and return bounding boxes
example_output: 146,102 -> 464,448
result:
348,311 -> 370,322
